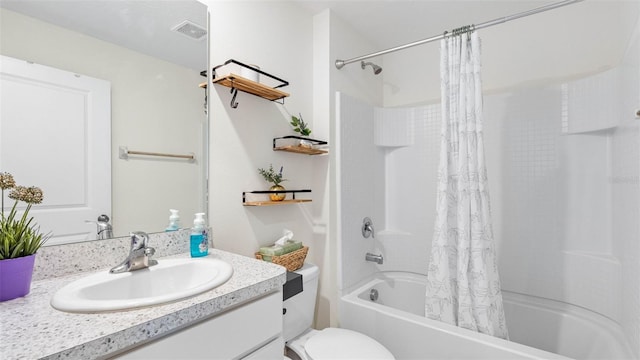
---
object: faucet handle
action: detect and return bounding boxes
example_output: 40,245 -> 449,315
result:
145,247 -> 158,267
130,231 -> 149,251
362,217 -> 375,238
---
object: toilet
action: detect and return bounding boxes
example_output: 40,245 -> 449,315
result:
283,263 -> 395,360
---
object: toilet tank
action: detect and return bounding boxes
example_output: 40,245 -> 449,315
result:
283,263 -> 319,342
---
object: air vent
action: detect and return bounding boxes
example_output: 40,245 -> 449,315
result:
171,20 -> 207,41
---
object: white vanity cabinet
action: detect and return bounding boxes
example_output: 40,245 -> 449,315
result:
112,291 -> 283,359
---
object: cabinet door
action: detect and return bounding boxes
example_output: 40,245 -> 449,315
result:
113,291 -> 283,359
241,337 -> 284,360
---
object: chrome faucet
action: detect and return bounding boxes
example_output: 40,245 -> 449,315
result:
365,252 -> 383,264
110,231 -> 158,273
86,214 -> 113,240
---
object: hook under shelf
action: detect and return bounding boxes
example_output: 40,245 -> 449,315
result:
230,86 -> 239,109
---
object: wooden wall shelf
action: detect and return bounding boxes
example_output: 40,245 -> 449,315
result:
273,136 -> 328,155
273,146 -> 327,155
213,75 -> 289,102
243,199 -> 312,207
211,59 -> 289,108
243,189 -> 311,206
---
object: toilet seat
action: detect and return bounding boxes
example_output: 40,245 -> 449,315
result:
303,328 -> 394,360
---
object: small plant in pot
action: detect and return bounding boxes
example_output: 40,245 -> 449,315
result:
258,164 -> 287,201
290,114 -> 313,148
0,172 -> 50,301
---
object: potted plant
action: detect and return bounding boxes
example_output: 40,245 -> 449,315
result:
0,172 -> 50,301
290,113 -> 313,148
258,164 -> 287,201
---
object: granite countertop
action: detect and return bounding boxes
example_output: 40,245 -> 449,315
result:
0,249 -> 286,360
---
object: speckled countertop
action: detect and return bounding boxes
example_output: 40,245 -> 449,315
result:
0,235 -> 286,360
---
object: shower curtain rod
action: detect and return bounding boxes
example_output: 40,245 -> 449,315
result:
335,0 -> 584,69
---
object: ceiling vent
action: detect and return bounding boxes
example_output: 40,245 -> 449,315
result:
171,20 -> 207,41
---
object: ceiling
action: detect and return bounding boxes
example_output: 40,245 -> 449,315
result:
1,1 -> 637,75
296,0 -> 639,57
295,0 -> 563,50
0,0 -> 208,71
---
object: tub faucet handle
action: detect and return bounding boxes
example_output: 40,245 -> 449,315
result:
362,217 -> 374,238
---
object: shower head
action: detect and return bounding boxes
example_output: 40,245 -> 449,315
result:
361,61 -> 382,75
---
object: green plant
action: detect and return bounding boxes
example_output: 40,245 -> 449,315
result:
290,113 -> 311,137
0,172 -> 50,260
257,164 -> 287,186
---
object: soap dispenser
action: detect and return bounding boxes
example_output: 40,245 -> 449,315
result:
165,209 -> 180,232
190,213 -> 209,257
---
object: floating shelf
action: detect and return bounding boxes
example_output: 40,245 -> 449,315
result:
211,59 -> 289,108
243,189 -> 311,206
213,75 -> 289,101
274,146 -> 327,155
273,136 -> 328,155
244,199 -> 312,207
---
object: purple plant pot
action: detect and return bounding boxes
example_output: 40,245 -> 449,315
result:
0,254 -> 36,302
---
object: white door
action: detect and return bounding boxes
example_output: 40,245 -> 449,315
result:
0,55 -> 111,245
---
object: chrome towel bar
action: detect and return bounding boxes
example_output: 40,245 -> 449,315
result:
118,146 -> 195,161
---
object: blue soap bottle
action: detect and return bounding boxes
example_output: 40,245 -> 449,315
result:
190,213 -> 209,257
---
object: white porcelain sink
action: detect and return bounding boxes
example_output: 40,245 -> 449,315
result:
51,257 -> 233,313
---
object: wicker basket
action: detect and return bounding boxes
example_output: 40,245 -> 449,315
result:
255,246 -> 308,271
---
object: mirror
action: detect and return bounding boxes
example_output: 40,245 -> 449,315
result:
0,1 -> 208,243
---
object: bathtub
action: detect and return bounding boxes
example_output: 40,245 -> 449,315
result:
340,272 -> 635,359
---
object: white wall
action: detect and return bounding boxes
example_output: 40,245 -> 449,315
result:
203,0 -> 329,323
311,10 -> 334,328
204,0 -> 316,251
324,9 -> 384,326
201,2 -> 385,327
0,8 -> 204,237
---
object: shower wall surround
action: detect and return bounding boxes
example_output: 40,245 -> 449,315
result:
338,36 -> 639,354
336,94 -> 385,290
613,21 -> 640,357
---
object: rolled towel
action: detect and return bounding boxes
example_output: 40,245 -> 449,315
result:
259,240 -> 303,262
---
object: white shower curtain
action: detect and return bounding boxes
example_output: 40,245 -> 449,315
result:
424,30 -> 509,340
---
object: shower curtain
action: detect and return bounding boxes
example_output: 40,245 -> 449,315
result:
424,30 -> 508,339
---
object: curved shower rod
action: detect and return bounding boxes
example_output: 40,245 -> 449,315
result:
335,0 -> 584,70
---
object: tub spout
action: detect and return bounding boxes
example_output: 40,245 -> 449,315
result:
365,252 -> 383,264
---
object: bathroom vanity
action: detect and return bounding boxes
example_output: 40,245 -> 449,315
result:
114,289 -> 284,359
0,231 -> 286,359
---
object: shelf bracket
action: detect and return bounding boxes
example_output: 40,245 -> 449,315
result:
229,81 -> 239,109
273,136 -> 328,148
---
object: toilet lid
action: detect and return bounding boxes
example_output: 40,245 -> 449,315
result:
304,328 -> 395,360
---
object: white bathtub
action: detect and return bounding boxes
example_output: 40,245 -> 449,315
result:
340,272 -> 635,359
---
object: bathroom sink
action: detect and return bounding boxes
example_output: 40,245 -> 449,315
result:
51,257 -> 233,313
